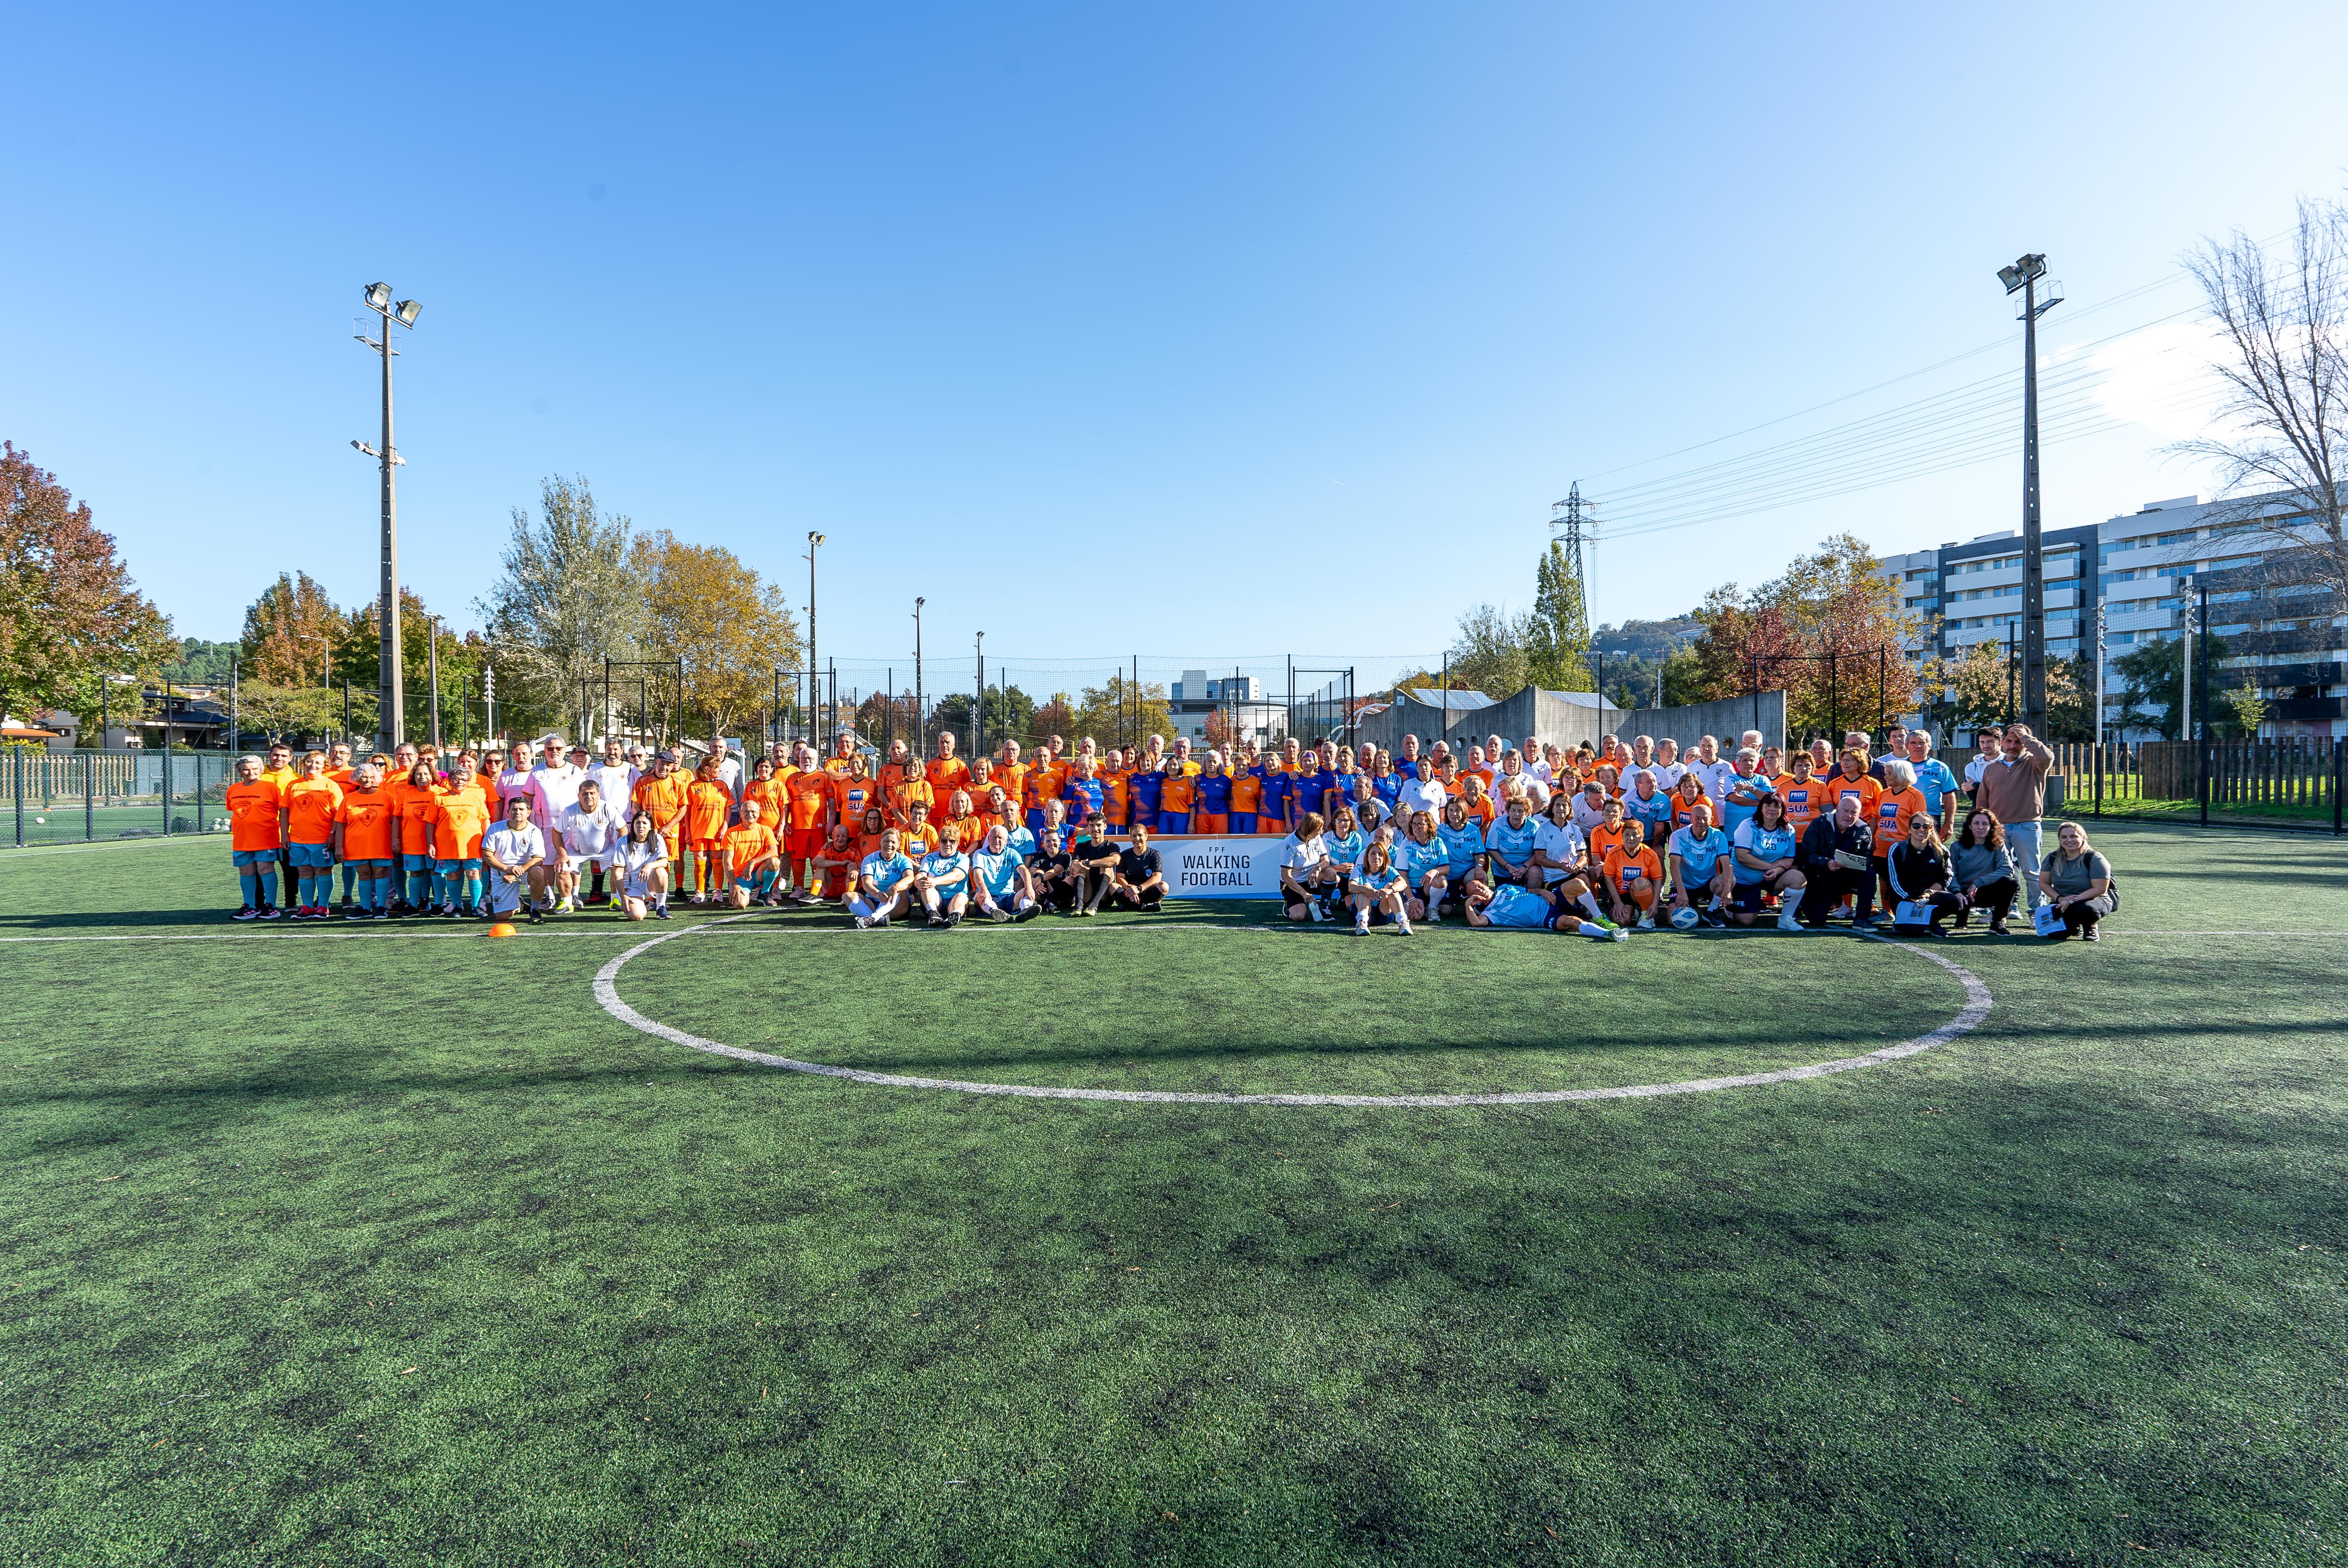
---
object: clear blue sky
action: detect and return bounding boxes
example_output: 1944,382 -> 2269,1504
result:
7,2 -> 2346,699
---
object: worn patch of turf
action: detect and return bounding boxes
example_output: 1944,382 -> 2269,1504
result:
1,824 -> 2344,1566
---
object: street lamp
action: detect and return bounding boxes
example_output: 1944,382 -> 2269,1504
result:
974,630 -> 985,756
912,596 -> 925,756
353,281 -> 421,751
1997,252 -> 2062,733
805,532 -> 824,745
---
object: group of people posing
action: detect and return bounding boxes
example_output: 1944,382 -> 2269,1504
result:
214,714 -> 2115,941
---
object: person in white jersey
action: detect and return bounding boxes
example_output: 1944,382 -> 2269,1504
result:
555,777 -> 629,912
481,797 -> 549,924
588,739 -> 640,818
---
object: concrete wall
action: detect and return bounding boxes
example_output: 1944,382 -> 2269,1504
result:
1350,688 -> 1788,757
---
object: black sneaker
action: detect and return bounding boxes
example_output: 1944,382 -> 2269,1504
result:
233,906 -> 258,922
527,906 -> 544,925
345,908 -> 369,922
257,905 -> 282,921
1015,905 -> 1040,922
373,906 -> 392,921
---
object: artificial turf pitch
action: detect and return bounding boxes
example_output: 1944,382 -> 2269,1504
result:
2,825 -> 2344,1565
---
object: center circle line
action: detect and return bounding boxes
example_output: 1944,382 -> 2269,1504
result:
591,914 -> 1994,1107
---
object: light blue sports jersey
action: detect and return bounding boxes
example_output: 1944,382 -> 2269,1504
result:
922,849 -> 971,884
971,849 -> 1023,900
1625,789 -> 1675,837
1487,816 -> 1541,863
1001,826 -> 1038,860
1667,826 -> 1732,878
1909,757 -> 1959,817
1355,862 -> 1405,894
1730,819 -> 1797,885
859,850 -> 914,891
1483,884 -> 1552,929
1436,821 -> 1486,874
1324,828 -> 1367,868
1717,772 -> 1775,835
1398,838 -> 1444,880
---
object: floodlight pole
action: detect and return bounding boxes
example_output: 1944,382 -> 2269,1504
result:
1999,253 -> 2057,737
913,597 -> 925,756
354,285 -> 417,751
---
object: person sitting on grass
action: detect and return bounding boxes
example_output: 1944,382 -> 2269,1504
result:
1601,819 -> 1664,929
1398,810 -> 1449,922
1949,807 -> 2022,934
848,827 -> 918,930
615,810 -> 672,922
1345,839 -> 1414,936
1794,792 -> 1877,929
969,824 -> 1042,922
2038,821 -> 2115,943
914,822 -> 973,928
1485,792 -> 1542,888
720,798 -> 781,910
1885,813 -> 1963,936
1065,827 -> 1122,918
1280,812 -> 1340,922
1463,878 -> 1628,942
1111,824 -> 1168,912
805,822 -> 860,907
482,796 -> 550,925
1666,800 -> 1736,929
1031,828 -> 1080,914
1729,791 -> 1805,931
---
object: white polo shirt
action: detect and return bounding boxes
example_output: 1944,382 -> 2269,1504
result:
1397,777 -> 1446,819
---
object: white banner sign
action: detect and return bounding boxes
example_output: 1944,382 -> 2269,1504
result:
1158,835 -> 1287,900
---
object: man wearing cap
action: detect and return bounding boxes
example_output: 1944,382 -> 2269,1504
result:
631,750 -> 692,895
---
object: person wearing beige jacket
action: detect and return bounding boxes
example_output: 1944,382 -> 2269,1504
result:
1969,723 -> 2053,910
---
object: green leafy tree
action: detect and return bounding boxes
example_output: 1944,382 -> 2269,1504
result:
1444,603 -> 1531,698
240,572 -> 342,688
481,476 -> 651,739
1,443 -> 177,729
2223,682 -> 2268,737
1074,674 -> 1173,753
1526,540 -> 1592,690
2111,634 -> 2231,739
933,685 -> 1036,755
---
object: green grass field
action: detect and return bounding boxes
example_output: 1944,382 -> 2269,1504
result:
3,824 -> 2345,1565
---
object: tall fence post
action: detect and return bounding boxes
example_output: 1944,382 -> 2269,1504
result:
2336,739 -> 2344,838
161,745 -> 172,837
85,751 -> 94,841
12,750 -> 22,848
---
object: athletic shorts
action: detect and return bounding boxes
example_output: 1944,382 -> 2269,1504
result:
821,864 -> 852,899
566,856 -> 606,874
1229,812 -> 1255,834
1192,812 -> 1228,835
688,836 -> 722,852
232,848 -> 276,868
349,858 -> 394,875
1731,881 -> 1770,914
786,827 -> 825,860
401,851 -> 435,874
1259,817 -> 1287,835
287,842 -> 334,869
1157,811 -> 1190,834
734,868 -> 779,893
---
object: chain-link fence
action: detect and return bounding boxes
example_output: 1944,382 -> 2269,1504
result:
4,749 -> 236,847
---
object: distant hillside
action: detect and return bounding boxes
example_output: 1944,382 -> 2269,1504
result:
1590,616 -> 1701,661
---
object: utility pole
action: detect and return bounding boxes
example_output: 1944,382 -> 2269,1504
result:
351,282 -> 420,750
2093,602 -> 2106,750
1997,254 -> 2061,735
912,597 -> 925,756
975,631 -> 985,756
805,533 -> 825,748
427,616 -> 442,749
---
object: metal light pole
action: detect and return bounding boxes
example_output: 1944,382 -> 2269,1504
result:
805,532 -> 825,747
352,282 -> 420,750
912,597 -> 925,756
1997,254 -> 2061,736
975,631 -> 985,756
2093,602 -> 2107,750
427,615 -> 443,749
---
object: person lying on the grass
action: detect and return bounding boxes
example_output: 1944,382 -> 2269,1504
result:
482,796 -> 550,924
914,823 -> 973,927
1462,878 -> 1625,941
848,828 -> 918,929
970,824 -> 1041,922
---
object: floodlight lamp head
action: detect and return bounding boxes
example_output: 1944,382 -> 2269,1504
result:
394,299 -> 421,327
364,282 -> 392,310
809,530 -> 825,545
1997,265 -> 2023,294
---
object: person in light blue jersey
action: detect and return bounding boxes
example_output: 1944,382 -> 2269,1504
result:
1903,729 -> 1961,838
1729,791 -> 1806,931
1435,798 -> 1488,912
914,823 -> 974,928
1321,805 -> 1367,891
1343,839 -> 1414,936
848,828 -> 916,929
1394,810 -> 1448,921
1667,800 -> 1736,929
1484,793 -> 1543,887
1716,747 -> 1777,838
969,823 -> 1041,922
1464,879 -> 1628,941
1625,769 -> 1676,850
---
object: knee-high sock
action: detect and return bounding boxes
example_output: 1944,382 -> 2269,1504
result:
1575,887 -> 1605,921
339,861 -> 357,899
256,866 -> 278,907
432,865 -> 453,907
461,868 -> 482,911
240,870 -> 261,908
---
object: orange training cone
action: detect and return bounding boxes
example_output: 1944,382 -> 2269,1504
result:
487,921 -> 519,937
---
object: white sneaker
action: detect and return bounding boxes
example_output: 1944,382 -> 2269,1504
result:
1394,916 -> 1413,936
853,914 -> 873,930
557,896 -> 575,914
1610,925 -> 1630,943
1353,915 -> 1369,935
1777,908 -> 1803,932
1636,914 -> 1656,930
1308,902 -> 1327,923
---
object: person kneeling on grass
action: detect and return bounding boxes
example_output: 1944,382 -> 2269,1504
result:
915,824 -> 974,928
721,800 -> 782,910
2038,821 -> 2115,942
482,797 -> 550,925
1601,819 -> 1664,929
1464,878 -> 1627,941
1069,826 -> 1124,917
1950,808 -> 2022,935
970,824 -> 1042,922
1887,814 -> 1964,936
1280,813 -> 1341,922
847,828 -> 917,929
1111,824 -> 1168,912
1729,791 -> 1806,932
615,811 -> 673,922
1666,801 -> 1736,929
555,778 -> 627,914
1345,840 -> 1414,936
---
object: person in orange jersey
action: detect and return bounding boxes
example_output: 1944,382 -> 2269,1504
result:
721,798 -> 782,909
682,755 -> 736,905
424,757 -> 495,917
383,760 -> 445,914
277,751 -> 346,921
925,731 -> 972,804
331,762 -> 399,921
223,755 -> 286,920
631,750 -> 693,901
781,753 -> 837,901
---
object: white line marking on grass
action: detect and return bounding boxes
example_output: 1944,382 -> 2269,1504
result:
592,920 -> 1998,1107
